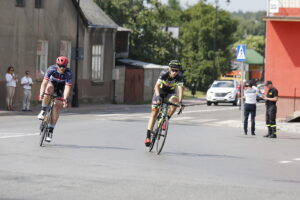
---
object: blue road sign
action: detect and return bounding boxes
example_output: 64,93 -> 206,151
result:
236,44 -> 246,62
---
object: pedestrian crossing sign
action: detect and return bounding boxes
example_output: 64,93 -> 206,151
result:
236,44 -> 246,61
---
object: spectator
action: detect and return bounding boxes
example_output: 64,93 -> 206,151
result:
20,70 -> 33,111
243,81 -> 258,135
5,66 -> 18,111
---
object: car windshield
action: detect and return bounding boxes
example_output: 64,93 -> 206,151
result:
212,81 -> 234,88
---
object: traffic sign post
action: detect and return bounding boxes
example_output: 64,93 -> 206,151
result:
236,44 -> 247,124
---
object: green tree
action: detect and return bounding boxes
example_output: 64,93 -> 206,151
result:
168,0 -> 181,10
95,0 -> 179,64
232,11 -> 266,38
179,2 -> 238,90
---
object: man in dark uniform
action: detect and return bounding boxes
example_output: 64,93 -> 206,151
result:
263,81 -> 278,138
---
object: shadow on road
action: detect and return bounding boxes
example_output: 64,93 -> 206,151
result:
163,151 -> 243,159
51,144 -> 134,151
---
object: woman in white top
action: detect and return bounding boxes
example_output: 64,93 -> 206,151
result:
5,66 -> 18,111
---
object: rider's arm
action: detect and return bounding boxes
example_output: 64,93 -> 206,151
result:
177,86 -> 184,103
154,80 -> 161,97
39,79 -> 48,97
63,85 -> 72,101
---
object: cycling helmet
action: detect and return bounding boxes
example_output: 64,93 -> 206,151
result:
169,60 -> 181,69
56,56 -> 69,66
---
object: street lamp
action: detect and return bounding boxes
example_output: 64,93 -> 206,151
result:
72,0 -> 80,107
212,0 -> 230,81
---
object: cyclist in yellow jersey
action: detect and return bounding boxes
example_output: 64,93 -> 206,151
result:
145,60 -> 184,146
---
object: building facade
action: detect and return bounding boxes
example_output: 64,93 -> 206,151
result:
0,0 -> 129,107
265,0 -> 300,119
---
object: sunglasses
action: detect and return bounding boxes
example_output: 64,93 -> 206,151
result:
171,69 -> 179,73
58,64 -> 66,69
10,69 -> 14,71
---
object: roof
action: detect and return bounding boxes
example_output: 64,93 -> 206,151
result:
117,59 -> 168,69
72,0 -> 130,31
263,16 -> 300,22
246,49 -> 264,65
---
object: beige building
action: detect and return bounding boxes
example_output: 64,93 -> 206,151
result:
0,0 -> 130,107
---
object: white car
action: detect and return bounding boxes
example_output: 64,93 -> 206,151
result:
206,80 -> 239,106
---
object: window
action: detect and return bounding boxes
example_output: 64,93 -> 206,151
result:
36,40 -> 48,80
16,0 -> 25,7
60,40 -> 72,68
35,0 -> 42,8
92,45 -> 103,81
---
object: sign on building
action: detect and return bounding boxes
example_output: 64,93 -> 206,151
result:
269,0 -> 279,13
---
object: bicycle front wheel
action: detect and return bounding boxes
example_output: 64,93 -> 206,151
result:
156,118 -> 169,155
39,110 -> 51,147
39,125 -> 48,147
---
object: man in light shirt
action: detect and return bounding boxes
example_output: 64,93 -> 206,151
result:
20,70 -> 33,111
243,81 -> 258,135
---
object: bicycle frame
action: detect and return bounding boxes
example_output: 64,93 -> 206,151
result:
149,100 -> 184,154
39,94 -> 58,147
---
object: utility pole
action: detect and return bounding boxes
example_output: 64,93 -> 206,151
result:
72,0 -> 80,107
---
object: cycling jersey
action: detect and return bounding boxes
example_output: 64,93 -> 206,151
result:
44,65 -> 73,86
158,70 -> 184,92
44,65 -> 73,97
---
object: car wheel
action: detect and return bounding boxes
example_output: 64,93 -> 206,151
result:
232,97 -> 237,106
207,101 -> 212,106
214,102 -> 218,106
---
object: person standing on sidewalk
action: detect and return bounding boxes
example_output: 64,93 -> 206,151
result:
5,66 -> 18,111
20,70 -> 33,111
243,81 -> 258,135
263,81 -> 278,138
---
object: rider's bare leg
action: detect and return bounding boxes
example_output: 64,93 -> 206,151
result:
42,82 -> 54,110
168,96 -> 179,117
51,100 -> 63,126
147,108 -> 159,131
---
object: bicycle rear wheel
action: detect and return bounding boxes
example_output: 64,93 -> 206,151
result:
156,118 -> 169,155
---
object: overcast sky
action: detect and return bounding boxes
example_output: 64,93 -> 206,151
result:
161,0 -> 267,12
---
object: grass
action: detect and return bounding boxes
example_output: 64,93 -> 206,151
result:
184,88 -> 206,99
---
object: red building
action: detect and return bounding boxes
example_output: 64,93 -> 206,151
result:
264,0 -> 300,120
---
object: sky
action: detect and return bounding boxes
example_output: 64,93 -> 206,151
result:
161,0 -> 267,12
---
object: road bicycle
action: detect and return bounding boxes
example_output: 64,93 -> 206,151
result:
148,100 -> 184,155
39,94 -> 58,147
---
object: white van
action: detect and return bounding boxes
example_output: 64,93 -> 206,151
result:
206,80 -> 239,106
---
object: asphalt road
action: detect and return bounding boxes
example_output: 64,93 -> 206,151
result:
1,104 -> 300,200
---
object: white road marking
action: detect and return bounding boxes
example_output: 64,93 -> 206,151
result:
279,161 -> 292,164
172,116 -> 194,121
189,119 -> 218,123
293,158 -> 300,161
95,113 -> 147,117
0,133 -> 39,139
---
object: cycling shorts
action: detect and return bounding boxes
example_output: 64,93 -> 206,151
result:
151,92 -> 178,109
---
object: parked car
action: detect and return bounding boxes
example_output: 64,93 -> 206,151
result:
206,80 -> 239,106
